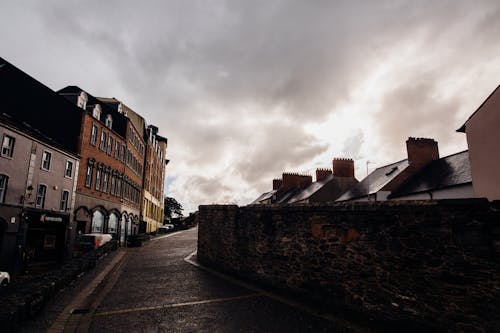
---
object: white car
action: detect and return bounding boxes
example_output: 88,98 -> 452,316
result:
0,271 -> 10,287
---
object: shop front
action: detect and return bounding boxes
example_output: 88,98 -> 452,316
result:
22,209 -> 70,273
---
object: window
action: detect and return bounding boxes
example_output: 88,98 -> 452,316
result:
110,174 -> 116,195
107,136 -> 113,155
90,125 -> 98,146
36,184 -> 47,208
85,164 -> 93,187
95,168 -> 102,191
60,190 -> 69,211
77,92 -> 87,109
99,131 -> 107,151
108,214 -> 118,234
115,141 -> 120,159
102,170 -> 109,193
121,144 -> 126,162
41,151 -> 51,170
93,104 -> 101,120
65,160 -> 73,178
91,210 -> 104,233
105,114 -> 113,129
1,134 -> 15,158
116,177 -> 122,196
0,174 -> 8,203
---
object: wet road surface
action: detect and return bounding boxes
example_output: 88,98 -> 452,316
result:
50,228 -> 361,332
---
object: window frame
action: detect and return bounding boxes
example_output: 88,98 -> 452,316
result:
64,160 -> 73,178
35,184 -> 47,208
1,134 -> 15,158
99,131 -> 107,151
102,170 -> 110,193
85,164 -> 93,188
41,150 -> 52,171
0,174 -> 8,203
107,136 -> 113,155
95,168 -> 102,191
90,124 -> 98,146
60,190 -> 70,211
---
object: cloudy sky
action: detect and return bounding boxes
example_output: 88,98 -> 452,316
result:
2,1 -> 500,212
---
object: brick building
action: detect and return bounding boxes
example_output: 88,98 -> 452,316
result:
59,86 -> 142,244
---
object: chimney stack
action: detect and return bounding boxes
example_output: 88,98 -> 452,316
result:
281,173 -> 312,191
273,178 -> 283,190
406,137 -> 439,167
316,168 -> 332,182
332,158 -> 354,178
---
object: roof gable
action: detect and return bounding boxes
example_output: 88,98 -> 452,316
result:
457,84 -> 500,132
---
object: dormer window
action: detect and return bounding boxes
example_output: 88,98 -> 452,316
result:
105,114 -> 113,129
77,92 -> 88,109
93,104 -> 102,120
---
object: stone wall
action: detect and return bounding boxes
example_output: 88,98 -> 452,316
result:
197,200 -> 500,332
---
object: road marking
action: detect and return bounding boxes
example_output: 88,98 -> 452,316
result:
150,231 -> 183,241
95,293 -> 262,317
184,251 -> 371,333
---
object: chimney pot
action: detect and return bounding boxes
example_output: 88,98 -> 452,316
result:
316,168 -> 332,181
406,137 -> 439,167
332,158 -> 354,178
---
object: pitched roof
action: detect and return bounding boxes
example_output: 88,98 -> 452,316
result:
287,174 -> 334,203
58,86 -> 128,138
457,84 -> 500,132
389,150 -> 471,198
337,159 -> 410,201
249,189 -> 277,205
0,58 -> 83,154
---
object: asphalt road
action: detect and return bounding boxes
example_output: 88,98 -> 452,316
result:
46,227 -> 360,333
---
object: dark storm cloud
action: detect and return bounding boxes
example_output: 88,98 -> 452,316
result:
2,0 -> 500,210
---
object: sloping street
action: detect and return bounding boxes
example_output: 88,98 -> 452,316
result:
50,228 -> 352,333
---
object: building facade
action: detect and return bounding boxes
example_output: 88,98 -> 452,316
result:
59,86 -> 140,245
458,84 -> 500,200
0,115 -> 79,274
142,125 -> 168,233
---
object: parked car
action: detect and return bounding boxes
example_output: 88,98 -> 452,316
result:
76,233 -> 113,252
0,271 -> 10,287
158,224 -> 175,234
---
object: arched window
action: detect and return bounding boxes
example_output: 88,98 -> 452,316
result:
105,114 -> 113,129
91,210 -> 104,233
108,213 -> 118,234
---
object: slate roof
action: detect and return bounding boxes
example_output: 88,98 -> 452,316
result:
0,58 -> 83,154
287,174 -> 334,203
336,159 -> 410,201
58,86 -> 128,138
389,150 -> 471,198
249,190 -> 277,204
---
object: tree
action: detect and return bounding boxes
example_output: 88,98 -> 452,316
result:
164,197 -> 183,221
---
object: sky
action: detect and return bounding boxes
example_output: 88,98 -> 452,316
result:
1,1 -> 500,213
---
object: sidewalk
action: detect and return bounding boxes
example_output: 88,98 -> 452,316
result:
17,247 -> 126,333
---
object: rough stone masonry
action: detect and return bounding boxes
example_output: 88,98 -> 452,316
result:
197,199 -> 500,333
